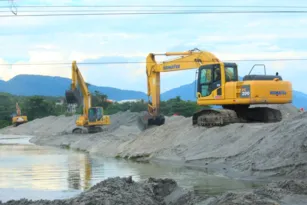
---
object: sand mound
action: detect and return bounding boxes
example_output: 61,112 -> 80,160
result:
0,177 -> 200,205
2,104 -> 306,179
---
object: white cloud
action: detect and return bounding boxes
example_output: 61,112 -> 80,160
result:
34,44 -> 58,50
0,51 -> 70,81
0,0 -> 307,94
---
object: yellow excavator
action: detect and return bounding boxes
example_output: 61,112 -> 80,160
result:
65,61 -> 111,134
137,48 -> 292,130
12,102 -> 28,127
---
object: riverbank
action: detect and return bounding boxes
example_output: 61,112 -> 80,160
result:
1,104 -> 306,180
1,176 -> 307,205
1,104 -> 307,204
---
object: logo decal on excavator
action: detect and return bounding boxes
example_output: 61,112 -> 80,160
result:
163,64 -> 180,70
240,85 -> 251,98
270,90 -> 287,95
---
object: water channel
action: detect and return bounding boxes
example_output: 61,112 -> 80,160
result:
0,134 -> 261,202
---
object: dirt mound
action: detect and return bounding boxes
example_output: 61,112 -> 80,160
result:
0,110 -> 141,136
2,104 -> 306,179
117,104 -> 307,179
0,115 -> 78,136
0,177 -> 201,205
205,180 -> 307,205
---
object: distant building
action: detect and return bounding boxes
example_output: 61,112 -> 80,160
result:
117,99 -> 143,104
106,99 -> 115,103
56,99 -> 64,105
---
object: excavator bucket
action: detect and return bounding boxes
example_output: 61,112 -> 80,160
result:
137,111 -> 165,131
65,89 -> 82,105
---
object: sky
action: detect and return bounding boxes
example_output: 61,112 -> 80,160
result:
0,0 -> 307,93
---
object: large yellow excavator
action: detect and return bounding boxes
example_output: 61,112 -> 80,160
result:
65,61 -> 111,134
137,48 -> 292,130
12,102 -> 28,127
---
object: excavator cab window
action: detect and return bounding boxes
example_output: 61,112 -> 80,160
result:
199,66 -> 212,96
88,107 -> 103,122
88,108 -> 98,122
198,64 -> 222,97
224,63 -> 238,82
198,64 -> 225,97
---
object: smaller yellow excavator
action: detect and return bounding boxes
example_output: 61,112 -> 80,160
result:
12,102 -> 28,127
65,61 -> 111,134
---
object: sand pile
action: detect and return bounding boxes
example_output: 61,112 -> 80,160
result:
0,177 -> 201,205
116,104 -> 307,179
1,177 -> 306,205
0,115 -> 78,136
203,179 -> 307,205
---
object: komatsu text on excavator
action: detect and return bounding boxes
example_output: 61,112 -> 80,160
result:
137,48 -> 292,130
65,61 -> 111,134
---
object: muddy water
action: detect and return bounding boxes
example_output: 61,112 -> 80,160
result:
0,134 -> 262,202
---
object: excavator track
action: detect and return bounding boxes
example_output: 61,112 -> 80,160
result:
72,126 -> 106,134
192,106 -> 282,128
193,109 -> 239,127
244,107 -> 282,123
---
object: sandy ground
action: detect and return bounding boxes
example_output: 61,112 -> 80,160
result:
1,104 -> 305,180
1,177 -> 307,205
1,104 -> 307,204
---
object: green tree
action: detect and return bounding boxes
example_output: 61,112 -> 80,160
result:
23,96 -> 56,120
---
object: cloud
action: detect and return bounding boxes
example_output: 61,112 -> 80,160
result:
1,0 -> 307,94
0,51 -> 70,81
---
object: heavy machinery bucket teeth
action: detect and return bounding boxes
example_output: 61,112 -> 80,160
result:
245,107 -> 282,123
192,108 -> 239,127
137,111 -> 165,131
65,89 -> 82,105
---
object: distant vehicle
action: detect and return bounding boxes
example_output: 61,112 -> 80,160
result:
12,102 -> 28,127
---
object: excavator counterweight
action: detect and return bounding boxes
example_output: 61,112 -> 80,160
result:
139,48 -> 292,130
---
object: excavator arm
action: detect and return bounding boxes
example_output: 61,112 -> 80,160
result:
65,61 -> 91,117
16,102 -> 21,116
138,48 -> 221,130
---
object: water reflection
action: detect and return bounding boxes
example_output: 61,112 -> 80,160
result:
67,154 -> 92,190
0,134 -> 263,202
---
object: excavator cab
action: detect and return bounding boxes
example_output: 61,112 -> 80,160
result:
88,107 -> 103,122
196,63 -> 238,98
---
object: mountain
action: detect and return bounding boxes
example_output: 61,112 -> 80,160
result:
0,80 -> 5,87
0,75 -> 147,101
161,80 -> 307,110
292,90 -> 307,109
0,74 -> 306,109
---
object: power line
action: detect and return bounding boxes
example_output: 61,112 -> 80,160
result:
0,9 -> 213,13
0,5 -> 307,8
1,58 -> 307,66
0,8 -> 306,13
1,10 -> 307,17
